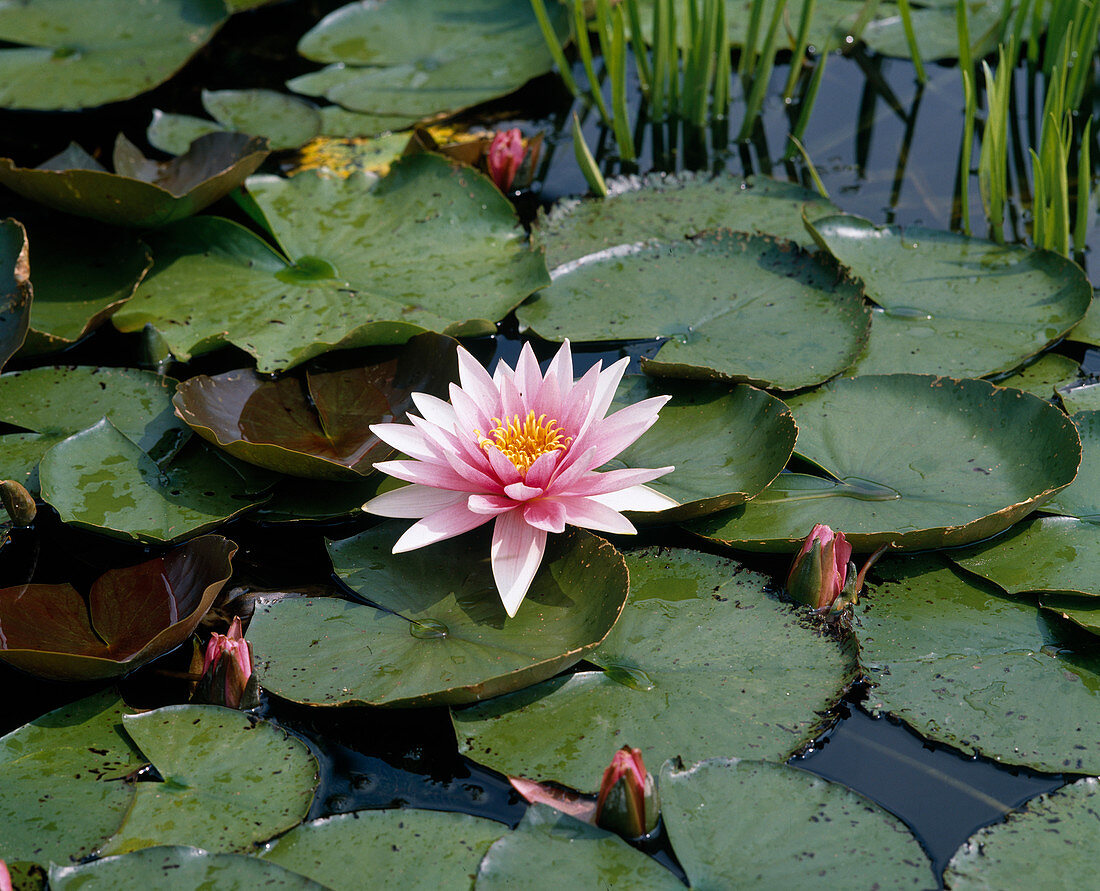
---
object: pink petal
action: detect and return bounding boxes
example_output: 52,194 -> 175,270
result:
483,443 -> 523,485
491,510 -> 548,617
442,448 -> 504,491
589,484 -> 679,512
450,382 -> 494,438
368,423 -> 436,461
524,449 -> 562,490
557,361 -> 601,433
498,370 -> 525,423
545,444 -> 600,491
524,498 -> 567,533
457,347 -> 501,414
584,396 -> 670,467
533,340 -> 572,419
363,484 -> 468,518
468,494 -> 518,515
393,503 -> 494,552
373,459 -> 488,493
558,465 -> 674,497
555,495 -> 638,535
514,341 -> 543,403
504,481 -> 544,501
411,392 -> 458,430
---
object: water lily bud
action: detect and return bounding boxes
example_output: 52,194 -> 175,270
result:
0,479 -> 36,526
786,524 -> 852,612
0,859 -> 11,891
487,128 -> 526,192
595,746 -> 660,838
195,617 -> 256,709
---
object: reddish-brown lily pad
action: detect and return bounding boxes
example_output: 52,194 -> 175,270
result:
0,534 -> 236,680
173,333 -> 460,480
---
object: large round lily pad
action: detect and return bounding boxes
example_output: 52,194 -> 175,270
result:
289,0 -> 565,118
690,374 -> 1081,551
661,758 -> 934,889
249,524 -> 628,707
474,804 -> 682,890
51,847 -> 325,890
97,706 -> 319,856
809,215 -> 1091,377
945,778 -> 1100,890
519,231 -> 870,390
0,690 -> 142,866
113,155 -> 548,372
453,547 -> 858,789
260,811 -> 508,890
40,420 -> 269,543
535,173 -> 839,267
856,555 -> 1100,773
0,535 -> 235,680
173,333 -> 460,480
0,0 -> 226,110
0,218 -> 31,370
0,133 -> 268,227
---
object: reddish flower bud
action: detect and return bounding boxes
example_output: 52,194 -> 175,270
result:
487,128 -> 526,192
786,524 -> 854,612
0,859 -> 12,891
595,746 -> 660,838
198,617 -> 254,709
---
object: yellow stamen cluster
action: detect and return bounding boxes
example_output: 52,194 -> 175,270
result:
477,411 -> 572,475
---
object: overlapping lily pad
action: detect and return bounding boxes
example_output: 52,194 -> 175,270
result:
52,847 -> 324,890
0,365 -> 186,491
249,524 -> 628,708
690,375 -> 1081,552
856,555 -> 1100,773
0,133 -> 269,227
1044,412 -> 1100,519
112,155 -> 548,372
96,705 -> 319,856
0,0 -> 227,110
0,535 -> 235,680
809,215 -> 1091,377
0,219 -> 31,370
996,353 -> 1079,399
945,778 -> 1100,889
173,333 -> 460,480
260,811 -> 508,889
661,759 -> 934,888
474,805 -> 682,889
289,0 -> 565,119
148,90 -> 323,155
453,547 -> 857,788
519,231 -> 870,390
535,173 -> 839,268
0,690 -> 142,866
607,376 -> 796,521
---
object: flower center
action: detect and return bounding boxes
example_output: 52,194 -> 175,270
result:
477,411 -> 571,475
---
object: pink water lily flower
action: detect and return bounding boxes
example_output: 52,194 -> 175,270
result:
363,341 -> 676,616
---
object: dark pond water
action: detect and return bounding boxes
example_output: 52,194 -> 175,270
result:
0,1 -> 1093,886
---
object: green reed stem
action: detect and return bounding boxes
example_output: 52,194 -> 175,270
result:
739,0 -> 765,80
713,0 -> 731,117
783,0 -> 816,100
623,0 -> 651,96
529,0 -> 580,96
571,112 -> 609,196
573,0 -> 612,125
960,65 -> 975,235
788,134 -> 830,198
783,45 -> 828,159
1074,117 -> 1092,255
607,3 -> 636,160
738,0 -> 786,140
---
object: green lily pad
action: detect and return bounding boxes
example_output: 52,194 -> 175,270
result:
945,778 -> 1100,890
453,547 -> 857,789
0,0 -> 226,110
260,811 -> 508,889
607,376 -> 796,521
113,155 -> 548,372
96,706 -> 318,856
289,0 -> 565,118
949,516 -> 1100,599
856,555 -> 1100,773
0,535 -> 235,680
474,804 -> 682,890
1068,293 -> 1100,346
0,219 -> 31,370
519,231 -> 870,390
690,374 -> 1081,551
317,107 -> 423,139
19,222 -> 151,355
0,690 -> 142,866
148,90 -> 323,155
535,173 -> 839,268
173,333 -> 459,480
995,353 -> 1079,399
0,133 -> 269,227
40,420 -> 269,543
1045,412 -> 1100,518
1057,379 -> 1100,414
251,474 -> 386,523
661,758 -> 934,889
808,215 -> 1091,377
0,365 -> 186,492
51,847 -> 325,890
249,524 -> 628,707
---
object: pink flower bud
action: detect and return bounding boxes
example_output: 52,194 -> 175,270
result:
0,859 -> 12,891
487,128 -> 526,192
595,746 -> 660,838
200,617 -> 253,709
786,524 -> 853,612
